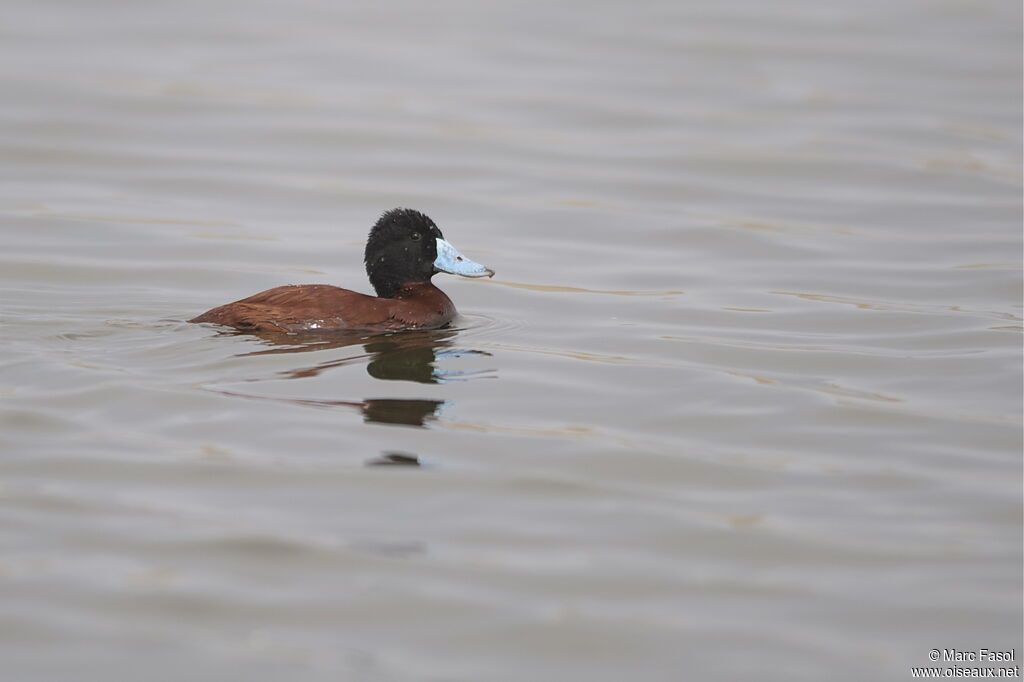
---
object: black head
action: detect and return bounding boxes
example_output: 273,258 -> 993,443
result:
364,208 -> 444,297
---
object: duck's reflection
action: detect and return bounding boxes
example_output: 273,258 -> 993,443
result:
219,327 -> 492,427
361,398 -> 445,426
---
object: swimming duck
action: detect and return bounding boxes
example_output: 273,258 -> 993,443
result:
190,208 -> 494,333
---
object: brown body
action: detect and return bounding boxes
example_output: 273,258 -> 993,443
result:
190,282 -> 456,333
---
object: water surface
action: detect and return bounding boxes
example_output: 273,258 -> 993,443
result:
1,1 -> 1021,681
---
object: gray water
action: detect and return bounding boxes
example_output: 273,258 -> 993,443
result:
1,1 -> 1021,681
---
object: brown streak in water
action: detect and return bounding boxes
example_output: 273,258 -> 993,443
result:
198,445 -> 234,460
102,77 -> 316,107
441,420 -> 642,448
443,421 -> 593,437
190,233 -> 279,241
486,342 -> 633,365
661,334 -> 863,354
558,199 -> 620,209
482,280 -> 683,297
775,291 -> 879,310
733,221 -> 786,233
943,122 -> 1016,142
729,372 -> 1019,424
924,157 -> 1022,181
955,263 -> 1018,270
728,515 -> 764,530
37,212 -> 242,228
204,387 -> 367,411
773,291 -> 1023,321
723,218 -> 856,236
727,370 -> 902,402
825,382 -> 903,403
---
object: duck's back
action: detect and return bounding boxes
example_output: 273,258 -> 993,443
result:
190,283 -> 454,332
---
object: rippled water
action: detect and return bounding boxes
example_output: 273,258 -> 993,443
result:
1,1 -> 1021,680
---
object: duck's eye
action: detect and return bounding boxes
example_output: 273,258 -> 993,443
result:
410,232 -> 421,241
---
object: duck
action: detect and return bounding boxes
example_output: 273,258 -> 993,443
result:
190,208 -> 494,333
